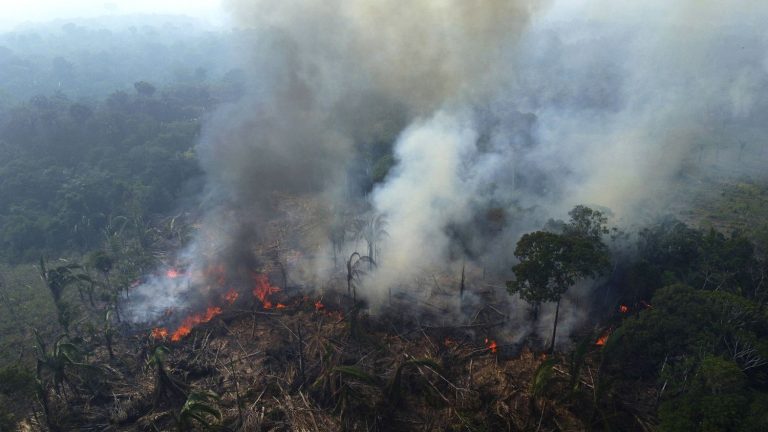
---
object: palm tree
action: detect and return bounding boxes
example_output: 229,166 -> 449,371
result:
345,252 -> 376,340
529,357 -> 557,422
346,252 -> 375,303
39,258 -> 93,332
161,214 -> 194,246
33,330 -> 83,398
386,358 -> 441,406
89,251 -> 114,287
103,310 -> 116,359
361,213 -> 388,268
148,346 -> 188,408
321,358 -> 441,412
0,272 -> 19,323
176,390 -> 222,431
39,258 -> 86,305
329,217 -> 348,268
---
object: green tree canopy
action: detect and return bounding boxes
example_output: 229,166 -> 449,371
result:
507,206 -> 611,352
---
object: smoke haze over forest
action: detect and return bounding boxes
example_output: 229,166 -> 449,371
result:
2,2 -> 768,431
118,0 -> 768,348
1,0 -> 766,365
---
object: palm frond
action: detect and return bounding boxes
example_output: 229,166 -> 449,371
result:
531,358 -> 557,399
332,366 -> 381,387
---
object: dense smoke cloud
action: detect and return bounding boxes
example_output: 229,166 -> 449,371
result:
368,112 -> 477,298
227,0 -> 538,111
183,0 -> 543,302
520,0 -> 768,219
127,0 -> 768,347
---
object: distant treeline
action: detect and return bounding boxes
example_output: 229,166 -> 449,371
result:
0,16 -> 242,107
0,82 -> 230,262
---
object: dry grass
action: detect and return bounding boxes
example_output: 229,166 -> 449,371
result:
14,289 -> 616,431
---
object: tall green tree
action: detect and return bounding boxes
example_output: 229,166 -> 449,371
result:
507,207 -> 610,353
39,258 -> 92,332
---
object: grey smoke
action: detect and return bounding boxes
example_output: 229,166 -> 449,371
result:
126,0 -> 768,347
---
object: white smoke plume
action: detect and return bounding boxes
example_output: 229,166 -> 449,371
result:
367,113 -> 476,297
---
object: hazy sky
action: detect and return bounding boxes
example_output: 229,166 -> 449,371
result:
0,0 -> 229,30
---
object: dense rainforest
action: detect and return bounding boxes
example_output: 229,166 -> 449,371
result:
0,13 -> 767,432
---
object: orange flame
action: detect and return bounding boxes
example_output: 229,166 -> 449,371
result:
223,289 -> 239,305
151,327 -> 168,340
170,306 -> 223,342
276,303 -> 286,309
166,268 -> 180,279
484,338 -> 498,354
595,331 -> 610,346
314,300 -> 325,311
252,274 -> 281,309
619,304 -> 629,313
204,306 -> 222,321
171,326 -> 192,342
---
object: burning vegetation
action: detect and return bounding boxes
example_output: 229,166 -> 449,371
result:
142,268 -> 289,344
56,189 -> 757,432
11,208 -> 768,432
252,273 -> 283,310
223,289 -> 239,305
4,1 -> 768,431
29,289 -> 603,431
595,330 -> 610,347
485,338 -> 498,354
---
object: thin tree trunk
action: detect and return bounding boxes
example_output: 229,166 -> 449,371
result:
104,272 -> 112,292
113,297 -> 122,323
106,331 -> 114,359
276,259 -> 288,290
297,324 -> 306,387
549,299 -> 561,354
368,242 -> 374,271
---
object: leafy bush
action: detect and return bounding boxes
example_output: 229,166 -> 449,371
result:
658,356 -> 748,432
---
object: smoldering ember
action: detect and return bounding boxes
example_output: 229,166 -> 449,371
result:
0,1 -> 767,431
